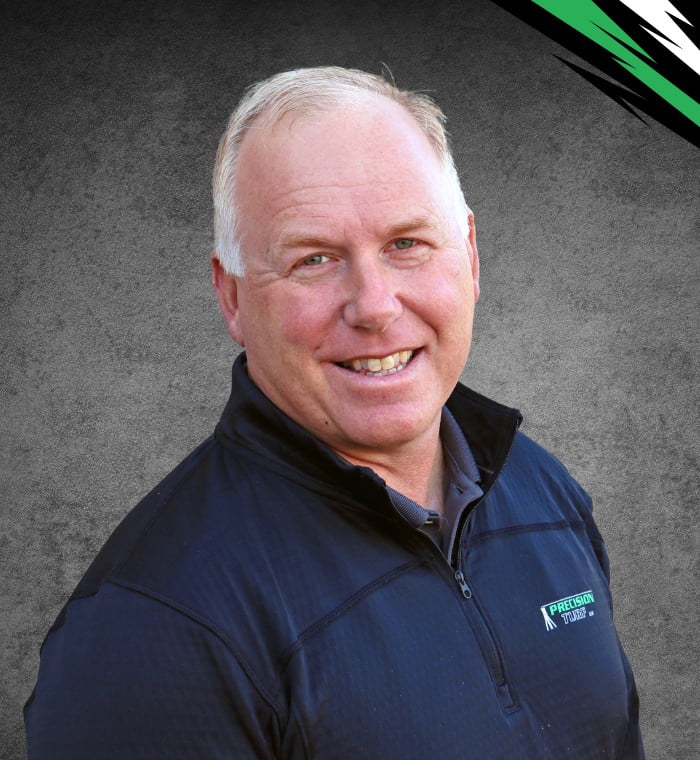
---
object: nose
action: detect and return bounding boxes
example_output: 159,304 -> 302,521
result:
342,259 -> 403,332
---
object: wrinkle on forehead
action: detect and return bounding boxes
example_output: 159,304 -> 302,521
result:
268,192 -> 448,236
265,179 -> 428,211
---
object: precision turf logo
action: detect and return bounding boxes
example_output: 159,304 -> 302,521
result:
540,590 -> 596,631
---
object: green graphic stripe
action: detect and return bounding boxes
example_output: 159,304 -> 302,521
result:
532,0 -> 700,127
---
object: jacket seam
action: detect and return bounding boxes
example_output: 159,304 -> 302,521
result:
40,443 -> 216,647
104,577 -> 283,716
277,559 -> 424,671
469,519 -> 585,545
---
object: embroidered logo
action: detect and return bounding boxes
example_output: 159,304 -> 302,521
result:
540,590 -> 596,631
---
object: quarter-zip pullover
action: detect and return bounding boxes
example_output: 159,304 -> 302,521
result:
25,354 -> 644,758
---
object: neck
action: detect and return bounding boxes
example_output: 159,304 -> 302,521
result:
336,430 -> 446,514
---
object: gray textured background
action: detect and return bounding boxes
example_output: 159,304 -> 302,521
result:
2,1 -> 698,758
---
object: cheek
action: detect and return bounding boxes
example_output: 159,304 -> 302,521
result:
248,286 -> 338,357
448,260 -> 476,314
419,262 -> 475,327
280,287 -> 338,338
237,288 -> 286,354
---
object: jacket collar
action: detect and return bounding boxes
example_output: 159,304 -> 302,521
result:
215,353 -> 522,499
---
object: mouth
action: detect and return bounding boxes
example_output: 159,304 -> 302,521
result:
336,349 -> 415,377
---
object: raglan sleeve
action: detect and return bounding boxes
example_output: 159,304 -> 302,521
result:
24,581 -> 280,759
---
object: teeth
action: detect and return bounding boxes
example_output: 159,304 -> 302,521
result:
341,350 -> 414,376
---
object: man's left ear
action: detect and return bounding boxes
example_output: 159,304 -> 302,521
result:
467,212 -> 480,302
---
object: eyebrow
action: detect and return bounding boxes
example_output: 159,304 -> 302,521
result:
266,235 -> 335,263
384,215 -> 445,240
267,215 -> 445,261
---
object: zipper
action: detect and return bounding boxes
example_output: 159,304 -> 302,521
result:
405,509 -> 515,711
386,412 -> 521,713
448,423 -> 520,713
452,555 -> 515,711
398,518 -> 514,710
454,569 -> 472,598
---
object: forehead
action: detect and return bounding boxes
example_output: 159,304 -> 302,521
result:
252,91 -> 439,159
240,94 -> 446,196
234,96 -> 454,254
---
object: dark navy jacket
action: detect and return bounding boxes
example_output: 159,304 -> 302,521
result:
25,355 -> 643,758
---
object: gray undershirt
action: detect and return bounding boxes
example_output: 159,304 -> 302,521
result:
387,408 -> 483,559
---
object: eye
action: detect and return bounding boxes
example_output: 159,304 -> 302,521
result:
391,238 -> 415,250
300,254 -> 330,267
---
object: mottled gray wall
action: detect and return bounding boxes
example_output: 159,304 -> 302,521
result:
2,0 -> 698,757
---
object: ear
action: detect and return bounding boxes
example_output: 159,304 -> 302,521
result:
211,252 -> 245,346
466,212 -> 480,302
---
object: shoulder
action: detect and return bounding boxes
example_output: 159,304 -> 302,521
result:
26,578 -> 282,758
45,419 -> 356,663
511,431 -> 588,493
67,435 -> 222,599
510,431 -> 590,502
49,430 -> 281,638
483,430 -> 595,531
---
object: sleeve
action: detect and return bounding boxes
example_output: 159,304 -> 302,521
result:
579,496 -> 646,759
617,640 -> 645,758
24,582 -> 280,759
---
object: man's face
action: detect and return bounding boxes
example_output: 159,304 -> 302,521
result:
214,95 -> 480,462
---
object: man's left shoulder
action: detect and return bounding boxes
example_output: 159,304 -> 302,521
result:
493,429 -> 594,522
511,430 -> 587,489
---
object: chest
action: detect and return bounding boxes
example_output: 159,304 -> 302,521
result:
273,517 -> 630,759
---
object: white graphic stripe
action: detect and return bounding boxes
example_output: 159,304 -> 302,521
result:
619,0 -> 700,76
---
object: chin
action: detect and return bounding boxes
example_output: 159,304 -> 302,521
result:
341,415 -> 435,453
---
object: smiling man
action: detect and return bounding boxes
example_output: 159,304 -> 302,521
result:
212,85 -> 478,515
25,67 -> 644,758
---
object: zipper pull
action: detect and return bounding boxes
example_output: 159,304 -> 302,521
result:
454,569 -> 473,599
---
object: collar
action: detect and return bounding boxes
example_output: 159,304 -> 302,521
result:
386,408 -> 482,527
386,408 -> 485,558
215,353 -> 522,514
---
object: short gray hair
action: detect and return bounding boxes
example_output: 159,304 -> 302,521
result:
212,66 -> 470,276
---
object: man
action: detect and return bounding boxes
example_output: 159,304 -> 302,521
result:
25,66 -> 643,758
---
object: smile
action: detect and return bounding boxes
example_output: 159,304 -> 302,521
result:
338,350 -> 414,377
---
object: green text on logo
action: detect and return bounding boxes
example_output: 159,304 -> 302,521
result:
540,589 -> 597,631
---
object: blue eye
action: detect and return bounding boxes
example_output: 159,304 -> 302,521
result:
393,239 -> 415,249
302,254 -> 329,266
